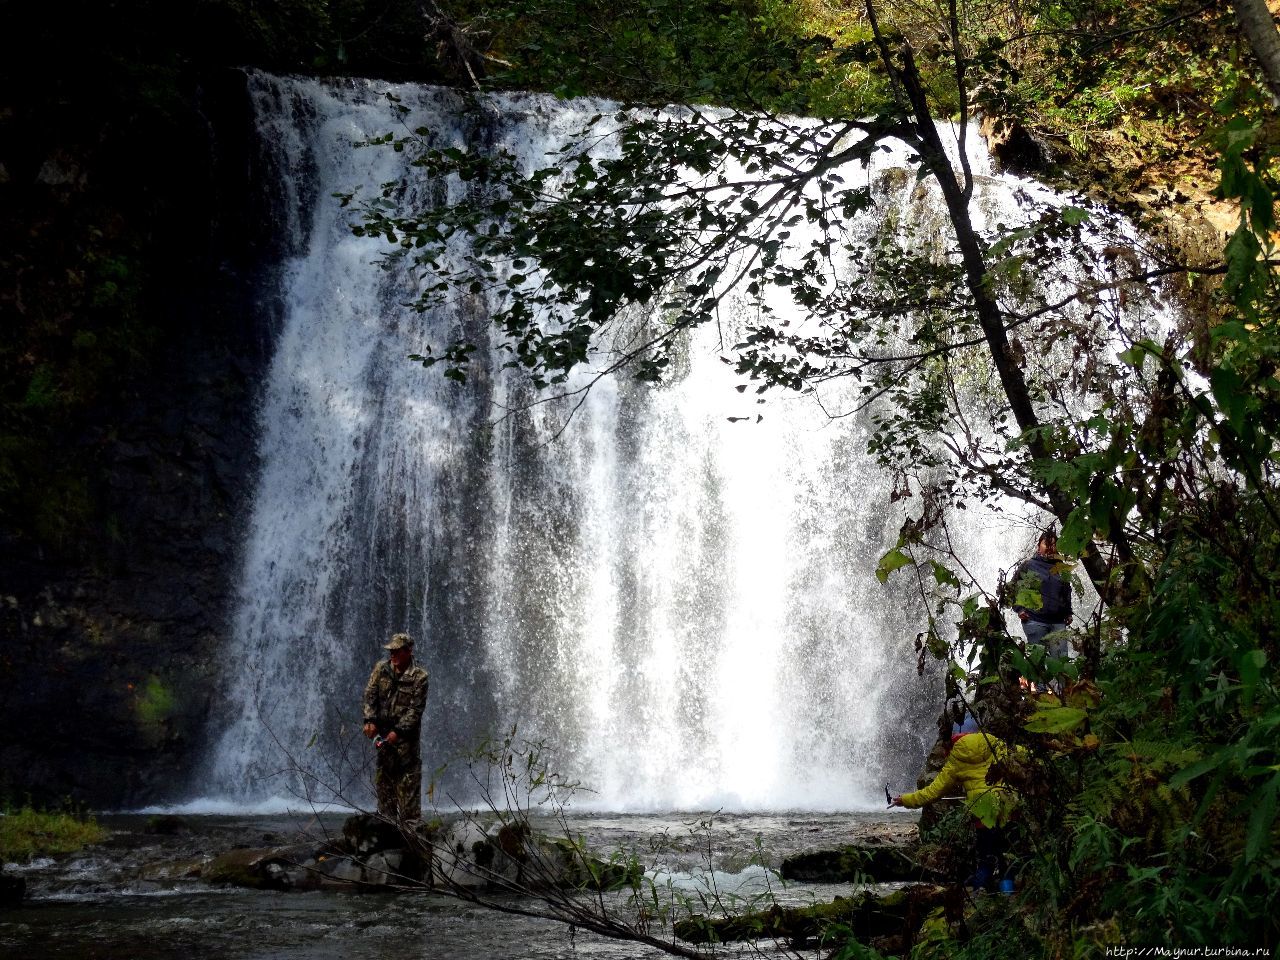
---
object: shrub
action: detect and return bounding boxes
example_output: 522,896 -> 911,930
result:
0,806 -> 106,862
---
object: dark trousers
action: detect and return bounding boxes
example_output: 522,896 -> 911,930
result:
375,741 -> 422,821
971,825 -> 1008,890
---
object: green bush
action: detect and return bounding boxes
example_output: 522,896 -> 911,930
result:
0,806 -> 106,862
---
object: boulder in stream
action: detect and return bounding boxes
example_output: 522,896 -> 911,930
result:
144,815 -> 190,836
365,850 -> 412,887
205,842 -> 328,891
341,813 -> 406,856
780,840 -> 938,883
139,855 -> 210,881
0,870 -> 24,908
674,883 -> 950,946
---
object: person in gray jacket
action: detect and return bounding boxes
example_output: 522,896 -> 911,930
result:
1012,530 -> 1073,670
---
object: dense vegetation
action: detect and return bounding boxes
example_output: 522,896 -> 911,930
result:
3,0 -> 1278,953
0,806 -> 105,862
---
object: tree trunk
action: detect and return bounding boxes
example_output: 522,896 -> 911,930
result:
1233,0 -> 1280,105
865,5 -> 1121,597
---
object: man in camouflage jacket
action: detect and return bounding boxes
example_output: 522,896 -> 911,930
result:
362,633 -> 429,821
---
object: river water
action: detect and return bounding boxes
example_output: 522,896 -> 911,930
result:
1,810 -> 916,959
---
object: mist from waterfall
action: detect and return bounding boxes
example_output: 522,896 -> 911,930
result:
200,72 -> 1064,813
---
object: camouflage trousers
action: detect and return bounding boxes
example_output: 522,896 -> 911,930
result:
374,740 -> 422,822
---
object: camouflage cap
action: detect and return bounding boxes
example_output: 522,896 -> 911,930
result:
383,632 -> 414,651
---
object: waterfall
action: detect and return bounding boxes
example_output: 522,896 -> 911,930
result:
201,72 -> 1070,813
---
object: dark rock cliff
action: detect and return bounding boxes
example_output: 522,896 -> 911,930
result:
0,68 -> 276,807
0,0 -> 476,809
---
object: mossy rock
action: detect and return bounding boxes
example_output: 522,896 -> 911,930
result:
341,813 -> 415,855
415,817 -> 642,893
780,842 -> 935,883
205,843 -> 322,891
546,836 -> 643,891
144,815 -> 189,836
138,855 -> 209,881
674,883 -> 949,945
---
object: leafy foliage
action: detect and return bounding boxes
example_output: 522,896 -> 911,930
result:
0,805 -> 106,862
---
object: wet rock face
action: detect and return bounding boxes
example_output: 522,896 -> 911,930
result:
979,115 -> 1047,176
0,68 -> 272,809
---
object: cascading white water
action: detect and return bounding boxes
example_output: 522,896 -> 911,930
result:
201,72 -> 1092,813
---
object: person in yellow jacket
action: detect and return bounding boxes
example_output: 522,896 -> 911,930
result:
891,713 -> 1017,890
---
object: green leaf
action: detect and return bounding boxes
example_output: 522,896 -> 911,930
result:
1061,206 -> 1090,227
988,226 -> 1033,259
968,790 -> 1001,829
1223,225 -> 1262,301
1117,345 -> 1147,371
1245,779 -> 1278,862
1088,482 -> 1117,532
1169,751 -> 1226,789
925,626 -> 948,660
1247,179 -> 1276,233
1014,583 -> 1043,611
1210,366 -> 1248,428
1058,506 -> 1093,558
1239,647 -> 1267,692
876,547 -> 913,583
930,560 -> 961,589
1024,705 -> 1087,734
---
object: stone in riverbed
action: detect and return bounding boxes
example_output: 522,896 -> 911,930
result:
139,855 -> 211,881
436,819 -> 640,892
674,883 -> 950,945
317,855 -> 366,887
206,815 -> 633,894
341,813 -> 406,856
0,870 -> 24,908
780,841 -> 937,883
365,850 -> 413,888
205,843 -> 324,891
430,819 -> 492,889
144,815 -> 190,836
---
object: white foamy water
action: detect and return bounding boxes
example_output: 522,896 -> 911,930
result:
134,796 -> 357,817
197,73 -> 1154,814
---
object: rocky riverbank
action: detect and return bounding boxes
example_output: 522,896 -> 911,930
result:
1,809 -> 921,904
2,809 -> 938,958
